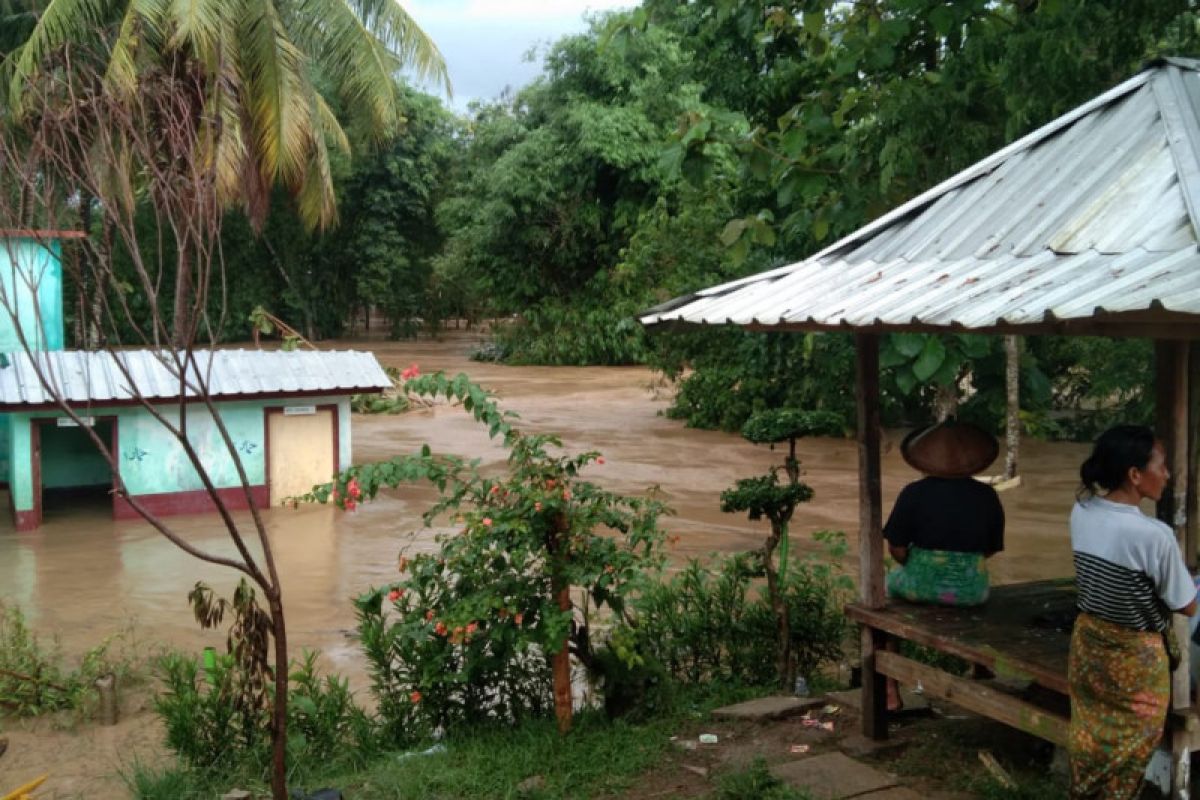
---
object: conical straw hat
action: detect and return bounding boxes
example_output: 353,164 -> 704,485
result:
900,420 -> 999,478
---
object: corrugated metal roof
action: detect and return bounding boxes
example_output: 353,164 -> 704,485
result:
640,58 -> 1200,334
0,349 -> 391,407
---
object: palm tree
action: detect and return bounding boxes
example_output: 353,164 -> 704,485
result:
4,0 -> 449,343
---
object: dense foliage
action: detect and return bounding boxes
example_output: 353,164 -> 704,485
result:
41,1 -> 1197,419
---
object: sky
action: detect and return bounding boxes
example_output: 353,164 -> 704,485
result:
399,0 -> 635,110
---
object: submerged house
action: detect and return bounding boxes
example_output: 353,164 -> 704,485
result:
0,232 -> 390,531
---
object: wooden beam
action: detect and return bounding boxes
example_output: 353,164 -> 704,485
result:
876,651 -> 1069,747
1155,339 -> 1192,800
844,601 -> 1069,694
855,332 -> 883,608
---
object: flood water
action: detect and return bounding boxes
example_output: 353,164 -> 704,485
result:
0,330 -> 1094,795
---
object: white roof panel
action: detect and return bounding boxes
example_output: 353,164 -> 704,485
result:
641,59 -> 1200,334
0,349 -> 391,407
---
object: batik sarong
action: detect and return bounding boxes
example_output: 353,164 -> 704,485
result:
885,546 -> 988,607
1068,611 -> 1169,800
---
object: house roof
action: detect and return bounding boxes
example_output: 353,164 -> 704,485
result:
0,349 -> 391,409
640,58 -> 1200,338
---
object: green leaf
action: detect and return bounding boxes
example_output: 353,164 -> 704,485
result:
928,6 -> 954,36
911,336 -> 947,382
895,369 -> 918,395
956,334 -> 991,359
720,218 -> 749,247
891,333 -> 925,358
811,215 -> 830,242
803,11 -> 823,36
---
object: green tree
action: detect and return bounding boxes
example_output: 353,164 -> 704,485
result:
4,0 -> 450,344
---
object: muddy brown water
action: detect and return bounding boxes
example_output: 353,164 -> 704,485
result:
0,330 -> 1094,796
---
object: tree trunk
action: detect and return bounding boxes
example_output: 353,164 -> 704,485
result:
1004,335 -> 1020,480
551,514 -> 573,734
933,383 -> 958,422
552,582 -> 572,734
763,522 -> 791,689
268,597 -> 289,800
172,248 -> 193,348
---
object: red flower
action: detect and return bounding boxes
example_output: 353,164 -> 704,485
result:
425,609 -> 435,621
401,363 -> 421,381
347,478 -> 362,499
410,691 -> 422,704
513,612 -> 524,625
597,457 -> 605,465
562,489 -> 571,500
466,621 -> 479,636
434,621 -> 448,636
388,588 -> 403,602
546,478 -> 556,488
482,517 -> 493,527
490,485 -> 501,495
345,499 -> 357,511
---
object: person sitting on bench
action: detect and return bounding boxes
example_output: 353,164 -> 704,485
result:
884,419 -> 1005,608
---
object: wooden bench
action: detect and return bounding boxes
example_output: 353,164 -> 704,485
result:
846,578 -> 1200,751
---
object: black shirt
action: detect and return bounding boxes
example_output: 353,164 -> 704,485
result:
883,476 -> 1005,555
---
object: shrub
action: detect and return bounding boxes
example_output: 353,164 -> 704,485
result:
0,601 -> 145,718
320,372 -> 668,740
154,649 -> 378,778
622,531 -> 852,688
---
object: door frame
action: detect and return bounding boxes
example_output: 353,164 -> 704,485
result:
263,403 -> 339,507
31,413 -> 119,526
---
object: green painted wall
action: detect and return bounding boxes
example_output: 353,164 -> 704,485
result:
7,396 -> 351,513
0,237 -> 64,352
42,421 -> 114,488
0,236 -> 67,487
118,402 -> 266,495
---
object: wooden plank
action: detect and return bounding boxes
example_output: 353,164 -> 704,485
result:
855,332 -> 883,608
1188,341 -> 1200,570
844,602 -> 1070,695
860,626 -> 889,741
875,651 -> 1069,747
1155,339 -> 1193,800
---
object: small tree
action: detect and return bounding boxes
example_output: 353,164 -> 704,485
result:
0,60 -> 298,799
304,372 -> 668,736
720,408 -> 842,688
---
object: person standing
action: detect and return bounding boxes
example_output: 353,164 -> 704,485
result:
1068,425 -> 1197,800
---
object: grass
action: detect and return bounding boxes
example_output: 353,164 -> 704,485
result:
127,684 -> 781,800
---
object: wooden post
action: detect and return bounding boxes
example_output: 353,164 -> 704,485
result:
1003,335 -> 1020,480
1155,339 -> 1191,800
1187,342 -> 1200,571
855,332 -> 887,740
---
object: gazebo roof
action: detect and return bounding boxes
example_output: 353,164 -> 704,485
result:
640,58 -> 1200,338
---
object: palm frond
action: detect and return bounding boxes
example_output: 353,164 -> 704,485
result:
6,0 -> 124,113
104,0 -> 167,93
165,0 -> 227,63
237,0 -> 310,186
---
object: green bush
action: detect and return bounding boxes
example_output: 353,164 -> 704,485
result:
622,532 -> 852,687
0,601 -> 144,718
154,649 -> 378,778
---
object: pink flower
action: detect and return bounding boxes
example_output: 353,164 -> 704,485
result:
562,489 -> 571,500
410,691 -> 422,704
597,457 -> 605,465
513,612 -> 524,625
425,609 -> 435,621
465,622 -> 479,636
534,502 -> 542,512
434,621 -> 447,636
347,478 -> 362,499
345,499 -> 357,511
482,517 -> 493,527
401,363 -> 421,381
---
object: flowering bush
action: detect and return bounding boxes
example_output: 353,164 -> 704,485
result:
306,371 -> 668,740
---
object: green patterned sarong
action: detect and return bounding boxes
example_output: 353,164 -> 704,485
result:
886,547 -> 989,607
